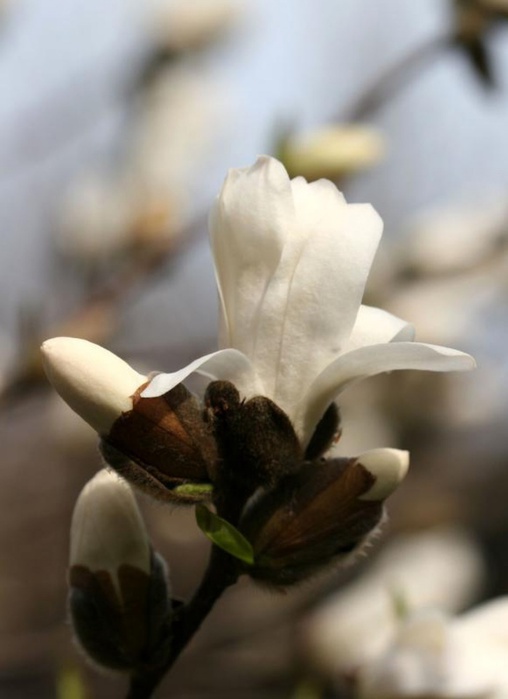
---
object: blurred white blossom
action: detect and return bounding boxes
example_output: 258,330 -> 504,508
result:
303,528 -> 485,678
395,196 -> 508,276
57,68 -> 230,262
57,172 -> 137,262
147,0 -> 244,52
280,124 -> 385,181
127,66 -> 228,230
358,598 -> 508,699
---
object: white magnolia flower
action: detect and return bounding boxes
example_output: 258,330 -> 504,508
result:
303,527 -> 485,678
143,156 -> 475,447
396,195 -> 508,276
281,124 -> 386,181
358,599 -> 508,699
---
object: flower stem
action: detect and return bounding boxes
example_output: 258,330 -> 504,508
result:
126,544 -> 240,699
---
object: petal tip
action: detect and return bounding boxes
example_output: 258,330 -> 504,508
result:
41,337 -> 146,434
357,448 -> 409,501
140,378 -> 163,398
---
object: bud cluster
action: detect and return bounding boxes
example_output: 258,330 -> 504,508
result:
42,337 -> 410,590
238,450 -> 408,586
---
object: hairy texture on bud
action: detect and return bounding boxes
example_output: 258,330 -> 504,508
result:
41,337 -> 146,435
239,458 -> 385,586
68,471 -> 171,672
304,402 -> 341,460
69,552 -> 170,673
205,380 -> 302,493
102,382 -> 218,504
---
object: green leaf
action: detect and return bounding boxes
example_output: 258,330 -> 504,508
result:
173,483 -> 213,497
390,586 -> 411,620
195,505 -> 254,565
56,665 -> 88,699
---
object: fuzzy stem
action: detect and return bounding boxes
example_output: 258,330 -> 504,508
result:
126,490 -> 247,699
126,544 -> 239,699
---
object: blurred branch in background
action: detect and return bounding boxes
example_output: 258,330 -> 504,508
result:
0,0 -> 242,405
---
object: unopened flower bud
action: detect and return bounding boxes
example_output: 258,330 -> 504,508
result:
41,337 -> 146,436
41,337 -> 217,504
70,469 -> 150,576
68,470 -> 170,672
149,0 -> 244,53
357,448 -> 409,502
239,451 -> 408,586
279,125 -> 385,182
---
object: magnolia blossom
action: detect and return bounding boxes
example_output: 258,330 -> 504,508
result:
143,156 -> 475,447
358,599 -> 508,699
303,527 -> 485,677
280,124 -> 386,181
398,195 -> 508,276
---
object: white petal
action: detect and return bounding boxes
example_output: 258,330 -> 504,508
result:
253,199 -> 383,417
140,348 -> 261,399
358,611 -> 455,699
297,342 -> 476,444
357,448 -> 410,501
209,155 -> 293,352
456,597 -> 508,645
304,529 -> 485,677
344,305 -> 415,353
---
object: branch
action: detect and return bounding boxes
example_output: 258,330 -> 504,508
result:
126,545 -> 240,699
342,33 -> 452,122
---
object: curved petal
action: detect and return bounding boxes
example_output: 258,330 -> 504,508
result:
209,156 -> 293,353
297,342 -> 476,444
457,597 -> 508,644
141,349 -> 262,399
254,201 -> 383,416
343,305 -> 415,353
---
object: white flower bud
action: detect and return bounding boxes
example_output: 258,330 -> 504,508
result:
41,337 -> 147,435
303,528 -> 484,678
149,0 -> 244,52
69,470 -> 171,673
70,469 -> 150,586
280,125 -> 385,181
357,448 -> 409,501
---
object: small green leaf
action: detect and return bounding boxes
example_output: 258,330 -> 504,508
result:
173,483 -> 213,497
195,505 -> 254,565
56,665 -> 88,699
390,586 -> 411,620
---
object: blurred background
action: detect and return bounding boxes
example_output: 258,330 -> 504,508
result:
2,0 -> 508,697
